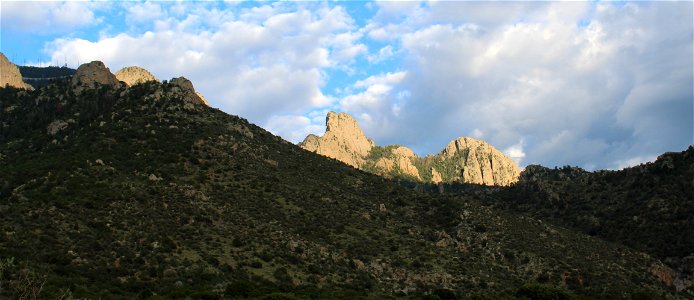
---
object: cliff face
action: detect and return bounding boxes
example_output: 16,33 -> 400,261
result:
438,137 -> 521,186
0,52 -> 33,90
300,112 -> 520,186
299,112 -> 374,167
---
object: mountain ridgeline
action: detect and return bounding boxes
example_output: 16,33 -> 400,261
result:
0,56 -> 691,299
300,112 -> 521,186
483,149 -> 694,293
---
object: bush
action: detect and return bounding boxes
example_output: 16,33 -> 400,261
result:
515,283 -> 577,300
225,281 -> 252,298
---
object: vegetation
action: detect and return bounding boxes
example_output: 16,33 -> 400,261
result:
0,79 -> 686,299
18,66 -> 76,89
477,155 -> 694,296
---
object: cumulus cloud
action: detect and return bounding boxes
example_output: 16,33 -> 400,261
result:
125,1 -> 165,26
504,140 -> 526,166
1,1 -> 105,34
265,115 -> 324,144
43,2 -> 364,128
28,1 -> 693,170
337,72 -> 408,143
359,1 -> 692,169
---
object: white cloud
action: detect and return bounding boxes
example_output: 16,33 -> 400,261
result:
1,1 -> 105,34
340,72 -> 406,113
353,72 -> 406,89
33,1 -> 693,170
504,141 -> 526,166
328,32 -> 368,62
381,1 -> 693,169
368,45 -> 395,63
44,3 -> 360,129
265,115 -> 324,144
125,2 -> 165,25
335,72 -> 408,144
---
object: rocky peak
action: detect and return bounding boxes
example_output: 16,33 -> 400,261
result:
299,112 -> 374,167
300,134 -> 321,152
327,112 -> 361,135
71,61 -> 121,94
0,52 -> 33,90
438,137 -> 520,186
324,112 -> 375,156
114,66 -> 158,86
300,112 -> 521,186
170,77 -> 195,91
168,77 -> 207,106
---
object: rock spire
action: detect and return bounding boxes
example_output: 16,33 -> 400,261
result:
299,112 -> 374,167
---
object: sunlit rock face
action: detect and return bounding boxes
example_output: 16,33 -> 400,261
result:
115,66 -> 158,87
0,52 -> 33,90
439,137 -> 521,186
71,61 -> 121,94
299,112 -> 375,168
301,112 -> 520,186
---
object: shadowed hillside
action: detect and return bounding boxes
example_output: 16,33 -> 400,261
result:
481,149 -> 694,294
0,63 -> 684,299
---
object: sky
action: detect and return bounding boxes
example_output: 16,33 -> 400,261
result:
1,1 -> 692,170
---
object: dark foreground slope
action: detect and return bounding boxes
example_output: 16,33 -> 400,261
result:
0,80 -> 680,299
485,150 -> 694,295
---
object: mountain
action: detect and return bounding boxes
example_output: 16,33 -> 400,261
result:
70,60 -> 123,96
481,148 -> 694,293
0,53 -> 33,90
0,59 -> 685,299
113,65 -> 210,106
18,65 -> 76,89
299,112 -> 376,168
300,112 -> 520,186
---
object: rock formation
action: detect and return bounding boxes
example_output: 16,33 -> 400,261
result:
300,111 -> 521,186
299,112 -> 374,167
373,146 -> 421,180
439,137 -> 520,186
0,52 -> 33,90
71,61 -> 121,94
169,77 -> 207,106
114,66 -> 158,86
431,167 -> 443,183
